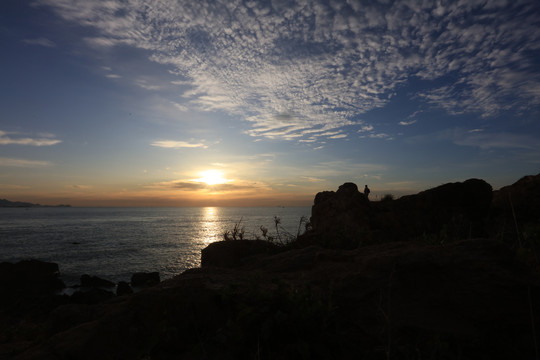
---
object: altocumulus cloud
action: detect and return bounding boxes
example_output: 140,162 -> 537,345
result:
35,0 -> 540,141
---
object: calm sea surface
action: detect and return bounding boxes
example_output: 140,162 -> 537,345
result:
0,207 -> 310,285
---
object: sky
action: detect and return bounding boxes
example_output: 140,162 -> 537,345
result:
1,0 -> 540,206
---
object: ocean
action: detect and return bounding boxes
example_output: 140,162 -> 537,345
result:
0,206 -> 311,285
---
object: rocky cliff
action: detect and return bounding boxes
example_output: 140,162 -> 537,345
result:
305,178 -> 493,248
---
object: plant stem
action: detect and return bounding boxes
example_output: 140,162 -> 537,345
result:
529,286 -> 539,360
509,193 -> 522,248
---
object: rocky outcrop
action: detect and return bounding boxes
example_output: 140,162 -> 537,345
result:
308,182 -> 370,248
0,260 -> 66,317
80,274 -> 115,288
306,178 -> 493,246
493,173 -> 540,221
116,281 -> 133,296
490,173 -> 540,244
131,272 -> 161,288
389,178 -> 493,239
201,239 -> 280,268
0,260 -> 65,294
70,287 -> 115,305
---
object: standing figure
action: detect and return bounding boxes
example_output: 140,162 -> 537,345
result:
364,185 -> 370,198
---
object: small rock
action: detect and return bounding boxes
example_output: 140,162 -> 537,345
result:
117,281 -> 133,296
80,274 -> 115,288
131,272 -> 160,288
70,288 -> 114,305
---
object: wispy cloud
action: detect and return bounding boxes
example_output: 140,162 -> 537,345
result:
328,134 -> 348,139
358,125 -> 374,133
0,157 -> 52,167
36,0 -> 540,142
171,102 -> 188,112
399,120 -> 417,126
0,184 -> 30,189
408,128 -> 540,150
0,130 -> 61,146
71,184 -> 92,189
453,131 -> 539,150
135,79 -> 162,91
23,37 -> 56,47
151,140 -> 207,149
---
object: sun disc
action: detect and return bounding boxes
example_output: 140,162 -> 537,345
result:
198,170 -> 226,185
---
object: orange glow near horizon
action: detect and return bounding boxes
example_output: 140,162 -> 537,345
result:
6,186 -> 315,207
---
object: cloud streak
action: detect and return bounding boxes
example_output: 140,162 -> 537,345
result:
36,0 -> 540,142
155,180 -> 263,192
151,140 -> 207,149
0,131 -> 61,146
0,157 -> 53,167
23,37 -> 56,47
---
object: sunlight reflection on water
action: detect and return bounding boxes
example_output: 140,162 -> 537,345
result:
198,207 -> 224,245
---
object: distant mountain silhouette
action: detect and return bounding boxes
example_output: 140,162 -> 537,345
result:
0,198 -> 70,207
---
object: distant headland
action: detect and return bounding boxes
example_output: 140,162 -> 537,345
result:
0,198 -> 71,208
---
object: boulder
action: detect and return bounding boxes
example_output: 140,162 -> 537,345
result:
0,259 -> 65,295
131,272 -> 160,288
201,240 -> 280,268
80,274 -> 115,288
70,288 -> 115,305
116,281 -> 133,296
0,260 -> 67,325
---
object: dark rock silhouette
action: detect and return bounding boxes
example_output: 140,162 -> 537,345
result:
80,274 -> 115,288
0,260 -> 65,294
0,260 -> 66,317
202,239 -> 280,268
493,173 -> 540,220
131,272 -> 161,288
490,173 -> 540,245
116,281 -> 133,296
0,260 -> 68,351
387,178 -> 493,240
308,182 -> 370,248
306,178 -> 493,247
70,287 -> 114,305
70,274 -> 116,305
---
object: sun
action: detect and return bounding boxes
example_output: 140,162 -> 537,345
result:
196,170 -> 227,185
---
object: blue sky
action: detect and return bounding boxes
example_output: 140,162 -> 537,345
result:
1,0 -> 539,206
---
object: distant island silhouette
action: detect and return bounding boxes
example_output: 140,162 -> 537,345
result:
0,198 -> 71,208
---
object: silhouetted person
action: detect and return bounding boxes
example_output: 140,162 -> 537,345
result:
364,185 -> 370,199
